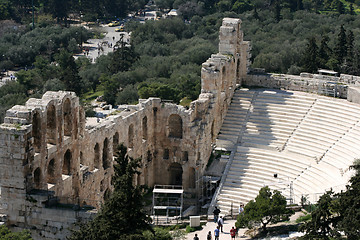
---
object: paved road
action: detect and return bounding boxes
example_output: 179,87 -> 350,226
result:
74,25 -> 130,63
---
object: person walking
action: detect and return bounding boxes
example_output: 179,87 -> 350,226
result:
207,231 -> 212,240
214,226 -> 220,240
230,226 -> 236,239
213,206 -> 221,223
218,216 -> 224,232
193,233 -> 199,240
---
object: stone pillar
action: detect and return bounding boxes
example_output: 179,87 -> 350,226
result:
0,123 -> 31,225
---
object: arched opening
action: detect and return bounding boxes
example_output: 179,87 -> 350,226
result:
80,151 -> 84,165
168,114 -> 182,139
34,167 -> 42,188
62,149 -> 71,175
103,138 -> 109,169
32,111 -> 41,153
94,143 -> 100,169
183,151 -> 189,162
142,116 -> 148,140
113,132 -> 119,151
168,162 -> 183,186
47,159 -> 56,183
46,105 -> 56,145
221,66 -> 226,90
63,98 -> 72,137
128,124 -> 134,148
189,167 -> 196,189
163,149 -> 169,159
236,59 -> 241,82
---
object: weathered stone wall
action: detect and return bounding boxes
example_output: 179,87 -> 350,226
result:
244,72 -> 348,98
0,18 -> 250,239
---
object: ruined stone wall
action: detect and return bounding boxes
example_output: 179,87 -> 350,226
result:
244,73 -> 348,98
0,18 -> 250,239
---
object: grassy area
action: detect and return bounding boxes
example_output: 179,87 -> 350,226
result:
296,214 -> 312,223
81,90 -> 104,103
179,97 -> 192,108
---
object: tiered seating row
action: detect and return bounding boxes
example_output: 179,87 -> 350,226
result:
216,90 -> 254,148
240,92 -> 316,149
286,97 -> 360,158
214,89 -> 360,214
216,146 -> 313,213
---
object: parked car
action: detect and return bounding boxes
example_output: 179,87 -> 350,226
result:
108,21 -> 120,27
115,26 -> 124,32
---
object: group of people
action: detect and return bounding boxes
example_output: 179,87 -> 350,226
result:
192,205 -> 245,240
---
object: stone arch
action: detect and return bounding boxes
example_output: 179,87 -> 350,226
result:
168,114 -> 182,139
168,162 -> 183,186
32,111 -> 41,153
63,98 -> 72,137
46,104 -> 56,145
47,159 -> 56,183
103,138 -> 110,169
94,143 -> 100,169
128,124 -> 134,148
62,149 -> 71,175
142,116 -> 148,140
34,167 -> 42,189
189,167 -> 196,189
113,132 -> 119,151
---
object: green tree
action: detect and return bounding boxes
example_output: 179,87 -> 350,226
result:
300,191 -> 341,239
336,160 -> 360,239
235,186 -> 288,232
56,49 -> 82,94
69,144 -> 152,240
109,35 -> 138,74
334,25 -> 347,64
302,37 -> 319,73
318,35 -> 331,69
0,225 -> 32,239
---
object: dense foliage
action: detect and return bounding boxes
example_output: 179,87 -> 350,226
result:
235,186 -> 290,232
0,225 -> 32,240
300,160 -> 360,239
0,0 -> 147,23
2,0 -> 360,118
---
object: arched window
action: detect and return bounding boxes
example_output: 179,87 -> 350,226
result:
34,167 -> 42,188
183,151 -> 189,162
128,124 -> 134,148
169,163 -> 183,186
113,132 -> 119,151
142,116 -> 148,140
94,143 -> 100,169
47,159 -> 56,183
63,98 -> 72,136
103,138 -> 109,169
189,167 -> 196,189
32,111 -> 41,153
62,150 -> 71,175
46,105 -> 56,145
168,114 -> 182,139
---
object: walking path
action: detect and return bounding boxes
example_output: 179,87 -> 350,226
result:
185,219 -> 250,240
